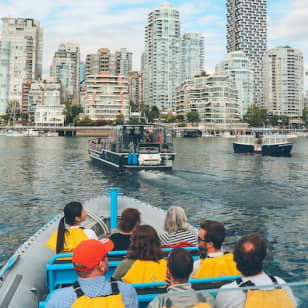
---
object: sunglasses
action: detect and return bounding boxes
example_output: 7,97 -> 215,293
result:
198,236 -> 206,242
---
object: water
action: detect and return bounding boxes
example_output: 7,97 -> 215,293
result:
0,136 -> 308,283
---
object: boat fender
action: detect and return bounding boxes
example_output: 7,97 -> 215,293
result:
132,153 -> 138,165
127,154 -> 132,165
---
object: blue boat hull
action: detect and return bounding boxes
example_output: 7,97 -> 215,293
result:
233,143 -> 292,156
261,144 -> 292,156
233,143 -> 254,153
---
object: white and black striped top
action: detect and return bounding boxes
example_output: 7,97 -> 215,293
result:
159,225 -> 198,246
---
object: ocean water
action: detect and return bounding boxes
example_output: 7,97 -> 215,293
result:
0,135 -> 307,283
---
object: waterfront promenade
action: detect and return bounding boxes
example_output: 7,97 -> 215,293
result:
1,125 -> 308,137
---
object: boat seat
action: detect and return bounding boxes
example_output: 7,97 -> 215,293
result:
46,253 -> 121,292
40,276 -> 240,308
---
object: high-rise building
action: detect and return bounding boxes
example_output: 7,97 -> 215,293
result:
115,48 -> 133,77
144,3 -> 181,111
182,33 -> 205,80
51,42 -> 80,104
176,74 -> 239,126
85,48 -> 132,78
0,18 -> 43,114
83,72 -> 129,121
216,51 -> 254,118
264,46 -> 304,122
128,72 -> 144,105
304,91 -> 308,109
226,0 -> 267,107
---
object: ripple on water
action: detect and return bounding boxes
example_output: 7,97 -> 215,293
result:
0,136 -> 308,283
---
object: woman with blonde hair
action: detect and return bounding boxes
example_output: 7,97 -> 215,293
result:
159,206 -> 198,247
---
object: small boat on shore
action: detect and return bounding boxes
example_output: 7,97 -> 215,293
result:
233,128 -> 293,156
88,124 -> 176,170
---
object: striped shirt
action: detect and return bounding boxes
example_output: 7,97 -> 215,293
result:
159,225 -> 198,246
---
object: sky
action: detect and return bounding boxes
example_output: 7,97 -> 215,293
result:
0,0 -> 307,89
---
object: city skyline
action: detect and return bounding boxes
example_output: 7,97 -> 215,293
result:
0,0 -> 307,90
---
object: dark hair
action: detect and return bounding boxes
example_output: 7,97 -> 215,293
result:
56,202 -> 83,253
167,247 -> 193,282
127,225 -> 163,261
119,208 -> 140,233
200,220 -> 225,249
233,233 -> 267,276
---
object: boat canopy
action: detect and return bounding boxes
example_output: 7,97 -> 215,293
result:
109,124 -> 174,153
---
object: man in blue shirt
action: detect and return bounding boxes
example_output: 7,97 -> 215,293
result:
46,239 -> 138,308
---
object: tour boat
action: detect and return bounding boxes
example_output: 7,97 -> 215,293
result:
88,124 -> 176,170
233,128 -> 293,156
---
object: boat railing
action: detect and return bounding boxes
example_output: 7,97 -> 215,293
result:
149,281 -> 308,307
235,135 -> 290,145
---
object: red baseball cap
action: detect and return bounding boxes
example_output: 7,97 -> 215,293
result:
72,239 -> 114,272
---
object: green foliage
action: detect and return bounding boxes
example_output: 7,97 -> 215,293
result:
115,113 -> 125,125
6,101 -> 21,122
63,101 -> 83,125
176,114 -> 185,122
302,107 -> 308,126
178,122 -> 186,127
243,105 -> 267,127
186,111 -> 200,125
146,106 -> 160,123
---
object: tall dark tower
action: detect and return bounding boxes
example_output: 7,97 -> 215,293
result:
226,0 -> 267,107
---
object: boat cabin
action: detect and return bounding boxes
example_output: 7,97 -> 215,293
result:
107,124 -> 174,154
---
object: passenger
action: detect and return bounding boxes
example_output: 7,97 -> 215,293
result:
216,233 -> 296,308
45,202 -> 97,254
46,239 -> 138,308
191,220 -> 240,278
112,225 -> 167,283
148,247 -> 215,308
110,208 -> 141,251
159,206 -> 198,247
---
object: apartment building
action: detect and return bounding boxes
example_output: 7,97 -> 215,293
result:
216,51 -> 254,118
50,42 -> 80,104
85,48 -> 132,78
176,74 -> 239,126
83,72 -> 129,121
264,46 -> 304,122
25,79 -> 64,125
128,72 -> 143,105
143,3 -> 181,111
0,18 -> 43,114
182,33 -> 205,80
226,0 -> 267,107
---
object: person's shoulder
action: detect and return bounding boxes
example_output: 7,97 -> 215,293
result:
46,287 -> 75,308
83,228 -> 98,240
116,281 -> 137,294
219,280 -> 238,290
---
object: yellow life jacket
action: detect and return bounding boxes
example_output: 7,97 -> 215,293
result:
45,228 -> 89,253
121,259 -> 167,284
238,276 -> 295,308
71,281 -> 125,308
193,253 -> 240,279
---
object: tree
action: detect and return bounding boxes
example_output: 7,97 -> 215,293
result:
63,101 -> 83,125
302,107 -> 308,126
115,113 -> 125,124
146,106 -> 160,123
5,101 -> 21,124
243,105 -> 267,127
186,111 -> 200,125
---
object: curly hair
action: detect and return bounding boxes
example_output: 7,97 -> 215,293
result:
233,233 -> 267,276
127,225 -> 164,261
